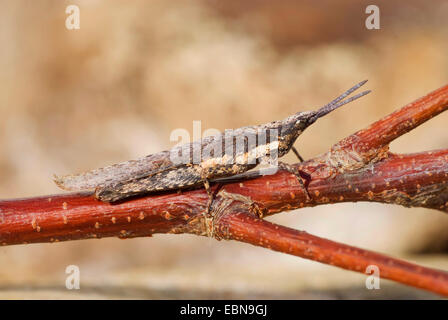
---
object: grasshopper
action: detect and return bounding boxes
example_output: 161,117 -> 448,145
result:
55,80 -> 370,207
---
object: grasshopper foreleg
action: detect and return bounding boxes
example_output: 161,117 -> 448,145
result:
202,178 -> 215,217
291,146 -> 305,163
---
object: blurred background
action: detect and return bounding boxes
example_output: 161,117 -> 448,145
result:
0,0 -> 448,299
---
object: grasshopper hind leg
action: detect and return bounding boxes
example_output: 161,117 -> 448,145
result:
95,165 -> 203,202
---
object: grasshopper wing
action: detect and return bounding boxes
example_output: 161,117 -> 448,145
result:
54,150 -> 175,191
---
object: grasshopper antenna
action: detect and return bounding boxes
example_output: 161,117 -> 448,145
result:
308,80 -> 371,124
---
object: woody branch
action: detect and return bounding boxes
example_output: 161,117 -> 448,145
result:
1,84 -> 448,295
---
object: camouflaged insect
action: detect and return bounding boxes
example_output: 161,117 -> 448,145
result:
54,80 -> 370,203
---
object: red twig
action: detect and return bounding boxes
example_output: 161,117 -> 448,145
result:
215,211 -> 448,296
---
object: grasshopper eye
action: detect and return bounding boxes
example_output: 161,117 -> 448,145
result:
295,117 -> 309,129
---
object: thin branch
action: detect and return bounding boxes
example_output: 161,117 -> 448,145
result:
215,210 -> 448,296
330,84 -> 448,166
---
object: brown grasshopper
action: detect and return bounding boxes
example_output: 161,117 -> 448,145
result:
55,80 -> 370,207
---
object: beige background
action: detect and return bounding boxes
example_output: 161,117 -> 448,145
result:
0,0 -> 448,298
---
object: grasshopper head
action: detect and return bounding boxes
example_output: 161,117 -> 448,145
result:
275,111 -> 317,156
